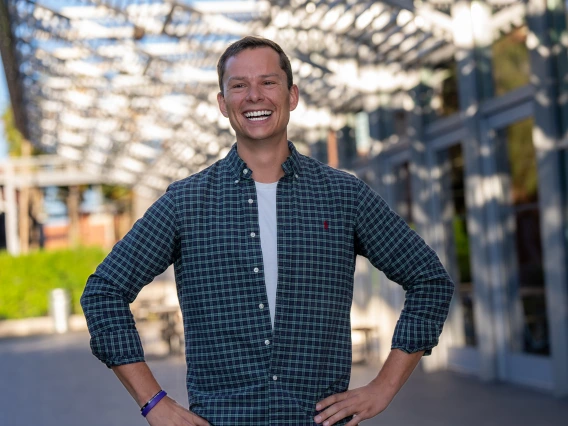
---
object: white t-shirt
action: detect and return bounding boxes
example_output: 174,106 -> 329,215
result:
254,181 -> 278,328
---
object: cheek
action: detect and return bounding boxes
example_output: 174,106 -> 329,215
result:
228,99 -> 243,114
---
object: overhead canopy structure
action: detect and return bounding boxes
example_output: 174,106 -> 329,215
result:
1,0 -> 526,195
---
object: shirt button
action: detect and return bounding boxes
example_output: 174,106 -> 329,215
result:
250,232 -> 256,238
264,339 -> 270,346
295,174 -> 299,179
259,303 -> 264,309
272,375 -> 278,381
253,267 -> 259,273
234,180 -> 239,184
248,199 -> 254,204
243,169 -> 249,174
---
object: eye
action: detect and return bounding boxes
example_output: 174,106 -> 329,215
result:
231,83 -> 245,89
263,81 -> 276,85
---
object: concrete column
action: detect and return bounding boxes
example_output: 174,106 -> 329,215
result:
452,0 -> 498,381
408,70 -> 434,242
18,186 -> 29,254
4,162 -> 19,255
18,141 -> 32,254
408,70 -> 452,371
526,0 -> 568,397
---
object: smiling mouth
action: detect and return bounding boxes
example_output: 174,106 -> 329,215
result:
244,110 -> 272,121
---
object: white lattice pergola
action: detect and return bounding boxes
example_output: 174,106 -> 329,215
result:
1,0 -> 525,195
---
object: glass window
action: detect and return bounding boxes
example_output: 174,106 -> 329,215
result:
337,124 -> 357,168
431,60 -> 459,119
393,110 -> 407,138
309,139 -> 328,164
492,26 -> 530,96
501,118 -> 548,355
393,162 -> 413,226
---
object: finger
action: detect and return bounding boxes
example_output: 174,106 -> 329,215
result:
321,406 -> 357,426
315,403 -> 340,423
315,398 -> 353,425
316,391 -> 351,411
345,413 -> 363,426
316,394 -> 338,411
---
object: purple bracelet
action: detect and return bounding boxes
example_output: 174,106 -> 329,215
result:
140,390 -> 167,417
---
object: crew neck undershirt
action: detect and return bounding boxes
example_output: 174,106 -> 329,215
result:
254,181 -> 278,329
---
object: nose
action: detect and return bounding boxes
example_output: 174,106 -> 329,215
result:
246,84 -> 264,102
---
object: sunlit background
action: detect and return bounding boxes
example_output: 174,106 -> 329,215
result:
1,1 -> 568,424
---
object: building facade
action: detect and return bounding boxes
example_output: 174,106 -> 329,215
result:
336,0 -> 568,397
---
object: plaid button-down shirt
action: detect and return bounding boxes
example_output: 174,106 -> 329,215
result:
81,142 -> 453,425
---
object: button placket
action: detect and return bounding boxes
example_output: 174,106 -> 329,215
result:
240,175 -> 268,333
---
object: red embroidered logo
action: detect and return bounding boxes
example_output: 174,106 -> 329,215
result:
324,221 -> 329,230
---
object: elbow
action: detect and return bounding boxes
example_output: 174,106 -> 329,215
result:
80,273 -> 99,317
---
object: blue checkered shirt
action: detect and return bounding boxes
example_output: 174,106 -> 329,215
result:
81,142 -> 453,425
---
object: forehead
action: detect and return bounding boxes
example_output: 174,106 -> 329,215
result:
223,47 -> 283,80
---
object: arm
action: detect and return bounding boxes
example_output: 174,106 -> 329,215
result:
111,362 -> 208,426
81,189 -> 181,367
81,187 -> 206,424
353,179 -> 454,356
314,349 -> 423,426
314,180 -> 454,425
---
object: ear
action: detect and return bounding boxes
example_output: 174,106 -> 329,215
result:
289,84 -> 299,112
217,92 -> 229,117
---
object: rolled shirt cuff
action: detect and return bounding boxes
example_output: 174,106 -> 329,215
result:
390,313 -> 443,357
89,329 -> 146,368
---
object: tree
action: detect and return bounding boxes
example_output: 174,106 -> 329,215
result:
2,106 -> 23,156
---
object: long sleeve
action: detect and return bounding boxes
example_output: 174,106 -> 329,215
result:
354,180 -> 454,355
80,188 -> 179,367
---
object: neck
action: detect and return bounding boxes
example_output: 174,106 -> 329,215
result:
237,138 -> 289,183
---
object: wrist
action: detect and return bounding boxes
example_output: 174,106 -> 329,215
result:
136,387 -> 162,408
140,390 -> 167,417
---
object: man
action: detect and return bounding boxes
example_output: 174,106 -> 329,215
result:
81,36 -> 453,426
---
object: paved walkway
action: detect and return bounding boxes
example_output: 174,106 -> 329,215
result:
0,332 -> 566,426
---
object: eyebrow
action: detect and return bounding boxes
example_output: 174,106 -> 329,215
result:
227,73 -> 282,83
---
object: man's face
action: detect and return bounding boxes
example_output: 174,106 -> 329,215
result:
217,47 -> 299,146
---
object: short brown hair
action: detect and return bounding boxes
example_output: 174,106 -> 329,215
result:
217,36 -> 293,95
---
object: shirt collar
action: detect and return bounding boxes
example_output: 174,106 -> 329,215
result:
223,141 -> 302,181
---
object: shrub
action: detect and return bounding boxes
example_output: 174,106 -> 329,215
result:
0,247 -> 107,320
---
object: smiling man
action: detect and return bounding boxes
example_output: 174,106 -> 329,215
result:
81,36 -> 454,426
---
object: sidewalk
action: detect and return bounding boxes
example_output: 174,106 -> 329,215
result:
0,331 -> 566,426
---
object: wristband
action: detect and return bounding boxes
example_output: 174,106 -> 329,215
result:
140,390 -> 167,417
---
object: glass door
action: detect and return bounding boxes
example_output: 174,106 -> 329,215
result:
431,140 -> 480,375
436,144 -> 476,348
489,117 -> 553,389
498,118 -> 548,356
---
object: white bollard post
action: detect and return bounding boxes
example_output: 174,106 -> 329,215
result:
49,289 -> 71,334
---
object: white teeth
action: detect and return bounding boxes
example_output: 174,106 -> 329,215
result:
244,110 -> 272,118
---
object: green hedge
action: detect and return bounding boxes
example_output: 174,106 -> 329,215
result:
0,247 -> 107,320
